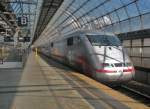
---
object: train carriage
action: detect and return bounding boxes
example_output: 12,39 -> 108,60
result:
38,31 -> 135,84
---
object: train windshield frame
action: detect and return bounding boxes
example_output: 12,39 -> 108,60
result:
86,35 -> 121,46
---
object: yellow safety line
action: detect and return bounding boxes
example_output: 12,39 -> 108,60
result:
35,48 -> 38,56
71,72 -> 150,109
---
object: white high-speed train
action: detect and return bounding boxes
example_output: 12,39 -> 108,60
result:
38,31 -> 135,84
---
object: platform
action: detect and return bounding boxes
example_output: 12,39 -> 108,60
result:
0,52 -> 149,109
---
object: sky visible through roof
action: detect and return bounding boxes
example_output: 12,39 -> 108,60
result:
7,0 -> 150,46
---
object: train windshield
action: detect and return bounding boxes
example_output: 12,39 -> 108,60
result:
87,35 -> 121,46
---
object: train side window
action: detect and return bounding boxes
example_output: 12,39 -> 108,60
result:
51,42 -> 53,47
73,36 -> 80,44
77,36 -> 81,42
67,37 -> 73,46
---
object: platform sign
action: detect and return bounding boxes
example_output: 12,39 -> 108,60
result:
18,37 -> 24,42
4,36 -> 14,42
18,16 -> 28,26
24,37 -> 30,42
18,37 -> 30,42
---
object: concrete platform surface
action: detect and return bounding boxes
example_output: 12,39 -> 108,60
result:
0,52 -> 149,109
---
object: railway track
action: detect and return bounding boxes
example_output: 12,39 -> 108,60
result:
112,84 -> 150,107
121,85 -> 150,100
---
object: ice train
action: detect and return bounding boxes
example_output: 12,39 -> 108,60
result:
38,31 -> 135,84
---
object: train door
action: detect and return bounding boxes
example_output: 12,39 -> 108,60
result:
66,37 -> 74,65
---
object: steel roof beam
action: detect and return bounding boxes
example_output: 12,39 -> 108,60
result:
3,1 -> 37,5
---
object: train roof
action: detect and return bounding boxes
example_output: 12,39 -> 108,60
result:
66,30 -> 115,36
51,30 -> 116,42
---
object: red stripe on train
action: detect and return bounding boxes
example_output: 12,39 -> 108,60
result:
96,67 -> 134,73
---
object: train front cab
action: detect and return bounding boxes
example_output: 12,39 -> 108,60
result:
85,33 -> 135,84
95,63 -> 135,84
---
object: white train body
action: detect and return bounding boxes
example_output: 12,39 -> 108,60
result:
39,31 -> 135,84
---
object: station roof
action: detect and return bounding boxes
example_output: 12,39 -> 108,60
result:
0,0 -> 38,43
0,0 -> 17,36
33,0 -> 150,47
1,0 -> 150,47
32,0 -> 64,43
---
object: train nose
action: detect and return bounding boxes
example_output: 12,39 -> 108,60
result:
95,64 -> 135,83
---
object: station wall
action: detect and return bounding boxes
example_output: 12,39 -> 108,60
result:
123,38 -> 150,84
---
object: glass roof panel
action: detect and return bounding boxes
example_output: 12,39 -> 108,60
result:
117,8 -> 128,21
130,17 -> 141,31
111,0 -> 123,9
110,12 -> 119,23
137,0 -> 150,14
72,0 -> 88,8
126,3 -> 139,18
103,1 -> 114,13
120,0 -> 132,5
